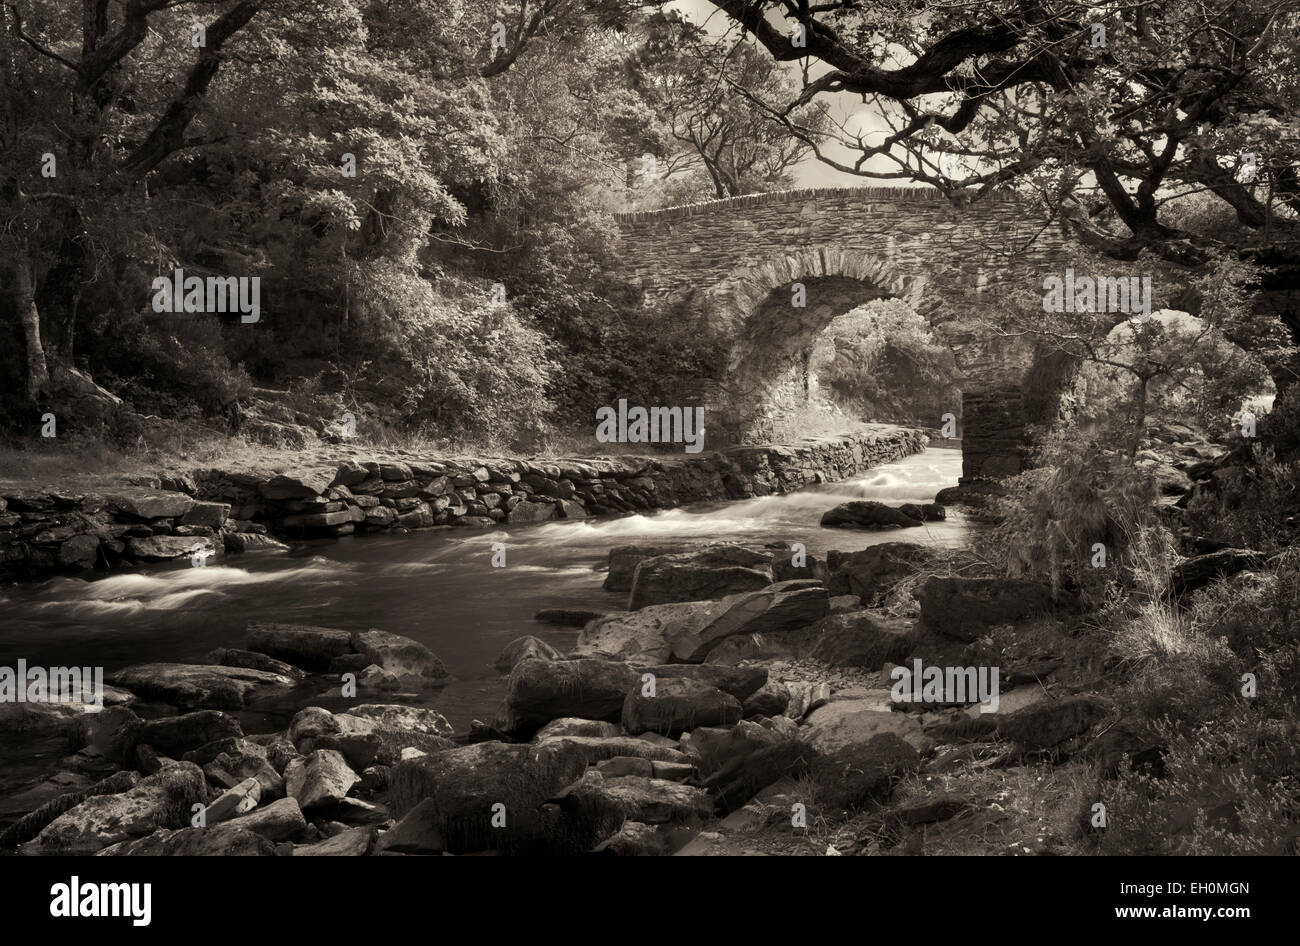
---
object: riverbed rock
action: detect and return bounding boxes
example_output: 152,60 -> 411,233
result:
627,546 -> 773,610
342,704 -> 453,736
603,544 -> 694,592
803,611 -> 919,669
204,776 -> 262,824
557,770 -> 712,828
997,694 -> 1115,751
347,628 -> 447,683
97,824 -> 277,856
130,711 -> 243,757
246,623 -> 353,670
742,681 -> 792,718
287,706 -> 341,747
0,771 -> 139,849
622,678 -> 743,736
820,501 -> 925,530
110,663 -> 296,710
389,740 -> 589,853
294,825 -> 376,856
205,648 -> 306,681
494,635 -> 562,673
375,798 -> 447,854
809,732 -> 920,810
917,577 -> 1070,642
498,658 -> 642,733
575,601 -> 708,664
667,580 -> 830,662
689,719 -> 810,814
533,735 -> 687,766
21,762 -> 208,855
285,749 -> 360,809
309,728 -> 455,770
642,664 -> 768,702
533,718 -> 622,741
224,796 -> 307,842
826,543 -> 938,604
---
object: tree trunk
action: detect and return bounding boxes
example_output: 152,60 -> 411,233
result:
8,257 -> 50,399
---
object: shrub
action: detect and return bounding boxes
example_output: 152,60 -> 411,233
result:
1091,711 -> 1300,855
977,435 -> 1162,602
1183,446 -> 1300,552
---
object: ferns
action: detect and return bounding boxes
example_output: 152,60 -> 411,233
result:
977,435 -> 1161,601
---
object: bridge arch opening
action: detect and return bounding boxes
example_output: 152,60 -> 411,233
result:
704,246 -> 944,442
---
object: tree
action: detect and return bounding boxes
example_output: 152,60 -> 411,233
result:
0,0 -> 620,408
687,0 -> 1300,387
627,11 -> 830,200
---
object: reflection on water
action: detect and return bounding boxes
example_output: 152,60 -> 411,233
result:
0,450 -> 964,731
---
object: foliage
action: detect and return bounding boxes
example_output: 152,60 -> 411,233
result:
809,299 -> 960,426
977,433 -> 1163,601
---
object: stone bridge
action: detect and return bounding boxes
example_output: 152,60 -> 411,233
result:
613,186 -> 1179,482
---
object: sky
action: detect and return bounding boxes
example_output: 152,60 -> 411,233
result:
666,0 -> 905,188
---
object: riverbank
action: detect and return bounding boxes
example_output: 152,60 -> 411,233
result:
0,425 -> 924,583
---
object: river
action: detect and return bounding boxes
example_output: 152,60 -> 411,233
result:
0,448 -> 964,806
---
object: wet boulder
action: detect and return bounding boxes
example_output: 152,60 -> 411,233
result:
205,648 -> 306,681
642,664 -> 768,702
802,611 -> 918,669
130,711 -> 243,758
388,740 -> 588,853
110,663 -> 296,710
494,635 -> 562,674
820,501 -> 924,530
575,601 -> 709,664
603,544 -> 694,592
826,542 -> 938,604
346,629 -> 447,684
342,704 -> 452,736
667,580 -> 830,662
21,763 -> 208,855
622,678 -> 743,737
246,623 -> 352,670
97,825 -> 276,856
284,749 -> 359,809
497,658 -> 641,733
627,545 -> 773,610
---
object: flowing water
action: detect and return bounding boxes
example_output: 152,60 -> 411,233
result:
0,449 -> 965,812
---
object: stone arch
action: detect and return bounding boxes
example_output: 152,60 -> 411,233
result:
703,245 -> 934,440
708,244 -> 934,343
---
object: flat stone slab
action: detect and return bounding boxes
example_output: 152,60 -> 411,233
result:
110,663 -> 297,710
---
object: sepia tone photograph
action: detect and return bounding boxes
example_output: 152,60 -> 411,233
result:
0,0 -> 1292,907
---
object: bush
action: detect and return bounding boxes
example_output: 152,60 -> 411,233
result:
1183,445 -> 1300,552
977,435 -> 1163,602
1091,711 -> 1300,855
